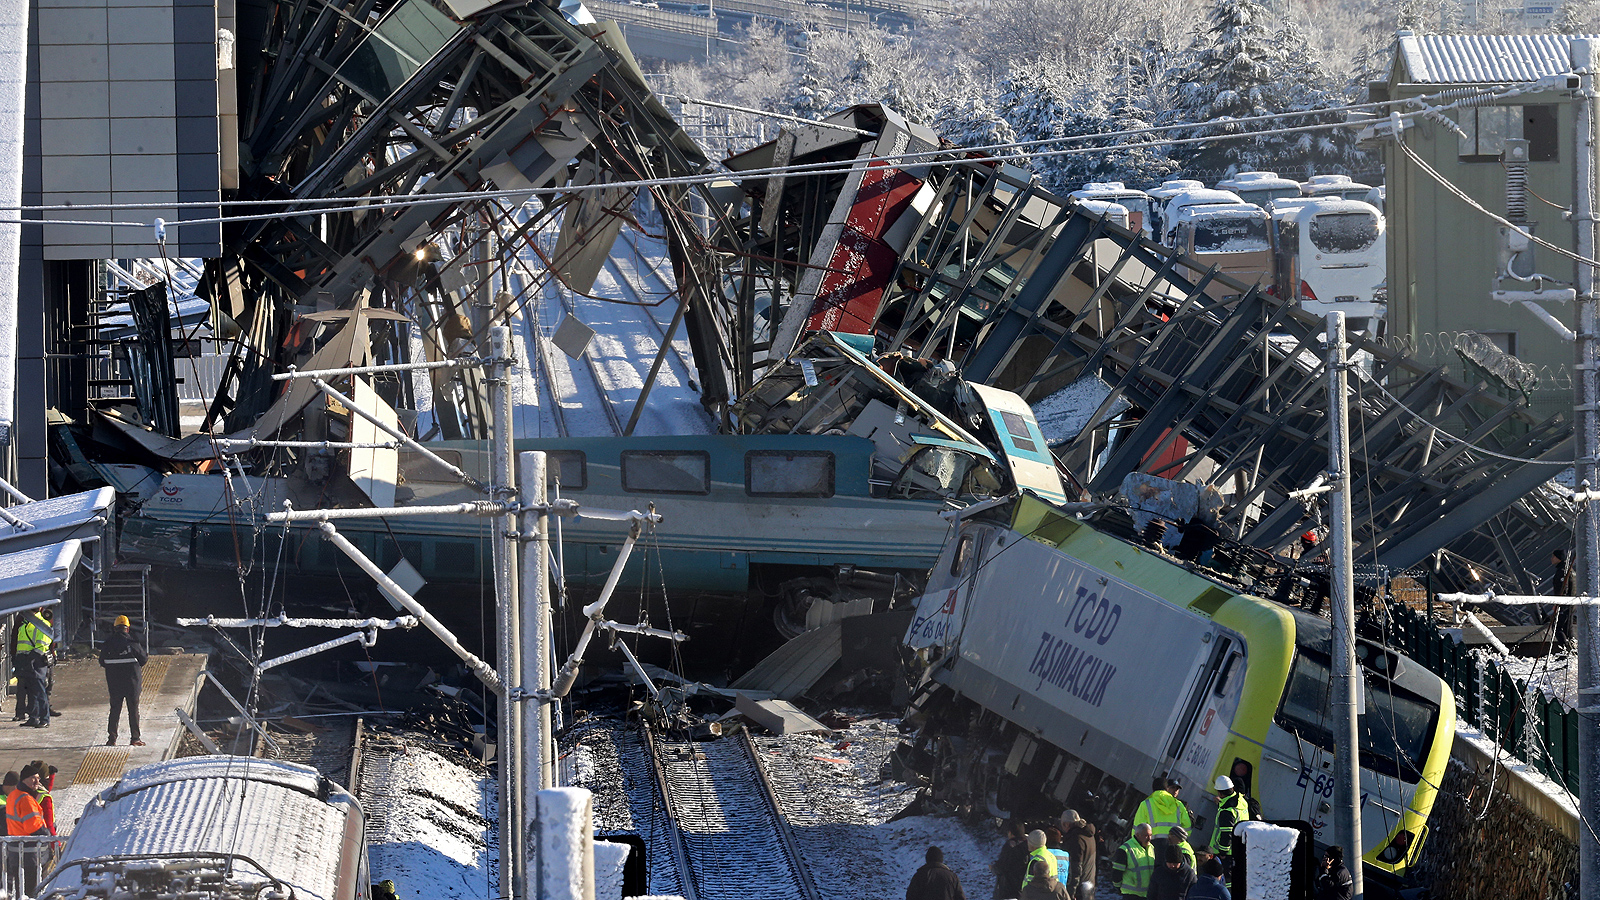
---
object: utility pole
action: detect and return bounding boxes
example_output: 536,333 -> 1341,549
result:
488,325 -> 525,900
520,450 -> 554,786
1570,37 -> 1600,900
1326,310 -> 1363,900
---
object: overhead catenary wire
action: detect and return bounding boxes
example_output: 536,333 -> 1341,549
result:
0,115 -> 1437,231
1398,137 -> 1600,269
0,83 -> 1536,231
18,82 -> 1519,218
1352,367 -> 1577,467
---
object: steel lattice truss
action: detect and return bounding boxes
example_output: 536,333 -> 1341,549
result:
205,0 -> 737,435
862,160 -> 1574,593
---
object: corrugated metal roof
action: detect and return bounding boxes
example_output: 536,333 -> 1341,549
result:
1398,32 -> 1600,84
46,757 -> 360,900
0,540 -> 83,613
0,487 -> 113,553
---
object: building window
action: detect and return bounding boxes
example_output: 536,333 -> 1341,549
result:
746,450 -> 835,497
1458,105 -> 1558,162
621,450 -> 710,494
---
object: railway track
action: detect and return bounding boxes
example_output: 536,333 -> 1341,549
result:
643,725 -> 822,900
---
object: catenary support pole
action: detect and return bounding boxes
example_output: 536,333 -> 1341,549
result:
488,326 -> 525,900
1326,310 -> 1363,899
1570,37 -> 1600,900
519,449 -> 555,900
520,451 -> 554,792
316,521 -> 501,692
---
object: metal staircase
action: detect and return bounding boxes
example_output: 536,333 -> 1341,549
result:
93,565 -> 150,653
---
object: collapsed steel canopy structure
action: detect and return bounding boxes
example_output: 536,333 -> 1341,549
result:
712,130 -> 1573,593
103,0 -> 1571,598
202,0 -> 740,439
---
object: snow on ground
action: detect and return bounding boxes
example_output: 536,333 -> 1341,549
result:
564,717 -> 634,834
363,745 -> 498,899
756,715 -> 1119,899
565,710 -> 1004,899
1496,650 -> 1576,708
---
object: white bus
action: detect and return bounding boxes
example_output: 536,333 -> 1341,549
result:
1301,174 -> 1374,201
1216,171 -> 1302,208
1170,202 -> 1274,294
1157,188 -> 1246,246
1146,179 -> 1205,239
1069,182 -> 1153,238
1271,197 -> 1386,332
1071,198 -> 1131,231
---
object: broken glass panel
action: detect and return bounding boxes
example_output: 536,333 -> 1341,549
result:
337,0 -> 461,103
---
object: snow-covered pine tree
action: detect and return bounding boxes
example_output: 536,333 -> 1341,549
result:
1168,0 -> 1353,176
1555,0 -> 1600,33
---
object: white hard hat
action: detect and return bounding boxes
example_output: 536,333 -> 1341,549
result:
1214,775 -> 1233,791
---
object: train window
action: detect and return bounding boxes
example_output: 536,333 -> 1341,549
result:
1214,651 -> 1241,697
1309,213 -> 1379,254
1362,676 -> 1438,780
621,450 -> 710,495
399,448 -> 465,483
745,450 -> 834,498
546,450 -> 586,491
998,411 -> 1039,454
951,533 -> 976,576
891,446 -> 977,500
1276,650 -> 1438,780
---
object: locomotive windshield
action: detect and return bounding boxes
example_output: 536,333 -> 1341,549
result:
1276,649 -> 1438,780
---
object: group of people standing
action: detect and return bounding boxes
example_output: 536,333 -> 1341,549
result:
984,810 -> 1097,900
8,609 -> 148,745
911,772 -> 1254,900
1109,775 -> 1248,900
4,760 -> 59,895
912,762 -> 1361,900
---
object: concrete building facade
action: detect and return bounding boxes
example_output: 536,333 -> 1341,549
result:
18,0 -> 224,493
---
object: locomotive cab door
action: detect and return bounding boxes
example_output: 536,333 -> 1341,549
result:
1160,630 -> 1245,796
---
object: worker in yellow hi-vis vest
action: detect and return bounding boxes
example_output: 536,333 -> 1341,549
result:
1131,777 -> 1191,860
14,609 -> 53,728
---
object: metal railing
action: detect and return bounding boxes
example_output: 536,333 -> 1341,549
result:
1387,602 -> 1579,794
586,1 -> 719,35
0,836 -> 65,899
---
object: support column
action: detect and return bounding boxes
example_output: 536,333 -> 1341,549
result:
519,448 -> 554,891
1326,310 -> 1363,899
1569,37 -> 1600,900
488,325 -> 523,900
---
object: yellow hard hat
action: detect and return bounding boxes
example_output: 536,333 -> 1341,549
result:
113,615 -> 130,627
